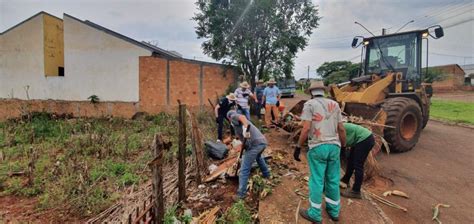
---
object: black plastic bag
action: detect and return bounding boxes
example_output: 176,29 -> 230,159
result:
205,141 -> 229,160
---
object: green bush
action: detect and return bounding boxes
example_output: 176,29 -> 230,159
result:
106,161 -> 127,176
220,200 -> 253,224
120,173 -> 140,186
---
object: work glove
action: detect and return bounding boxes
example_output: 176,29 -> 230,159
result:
243,125 -> 251,139
293,146 -> 301,162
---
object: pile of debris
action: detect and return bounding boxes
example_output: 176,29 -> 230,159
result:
178,134 -> 274,222
275,100 -> 392,180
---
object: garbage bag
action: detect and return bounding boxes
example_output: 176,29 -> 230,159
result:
205,141 -> 228,160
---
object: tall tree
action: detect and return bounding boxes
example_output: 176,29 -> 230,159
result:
316,61 -> 353,78
193,0 -> 320,88
317,61 -> 361,85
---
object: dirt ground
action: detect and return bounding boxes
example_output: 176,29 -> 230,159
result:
258,129 -> 386,224
433,91 -> 474,103
259,94 -> 474,223
0,196 -> 82,223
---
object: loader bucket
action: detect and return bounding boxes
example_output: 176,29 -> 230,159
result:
344,103 -> 387,155
288,100 -> 307,115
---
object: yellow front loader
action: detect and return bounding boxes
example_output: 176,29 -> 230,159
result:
329,26 -> 444,152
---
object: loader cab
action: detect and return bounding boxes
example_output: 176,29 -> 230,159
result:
352,26 -> 444,92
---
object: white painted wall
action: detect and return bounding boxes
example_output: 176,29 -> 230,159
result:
63,15 -> 151,102
0,13 -> 152,102
0,14 -> 45,100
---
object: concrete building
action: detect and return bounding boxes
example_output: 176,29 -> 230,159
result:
0,12 -> 238,120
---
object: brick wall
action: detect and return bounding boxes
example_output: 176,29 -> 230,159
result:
432,64 -> 466,92
0,56 -> 237,120
139,56 -> 237,113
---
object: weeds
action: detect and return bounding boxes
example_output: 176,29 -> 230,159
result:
218,200 -> 253,224
0,112 -> 195,216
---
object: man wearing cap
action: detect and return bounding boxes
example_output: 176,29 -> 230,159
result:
234,81 -> 258,120
226,109 -> 271,200
255,80 -> 266,120
214,93 -> 237,141
295,81 -> 346,224
263,79 -> 281,127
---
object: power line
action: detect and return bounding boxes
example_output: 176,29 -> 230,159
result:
396,3 -> 456,29
430,52 -> 474,58
426,8 -> 473,27
444,17 -> 474,29
411,2 -> 473,28
347,55 -> 361,61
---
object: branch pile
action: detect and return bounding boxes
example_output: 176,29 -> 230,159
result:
275,100 -> 392,179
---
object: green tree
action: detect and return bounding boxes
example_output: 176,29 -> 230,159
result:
317,61 -> 360,85
324,70 -> 350,85
423,68 -> 446,83
316,61 -> 352,78
193,0 -> 320,88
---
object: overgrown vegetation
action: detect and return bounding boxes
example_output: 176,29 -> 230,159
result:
422,68 -> 446,83
218,200 -> 253,224
430,100 -> 474,125
0,111 -> 216,217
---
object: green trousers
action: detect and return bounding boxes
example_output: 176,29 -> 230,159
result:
307,144 -> 341,221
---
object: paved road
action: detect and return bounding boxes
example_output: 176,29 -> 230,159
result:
281,94 -> 474,223
376,120 -> 474,223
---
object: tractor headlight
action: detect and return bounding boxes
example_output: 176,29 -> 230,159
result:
363,41 -> 370,45
422,32 -> 429,38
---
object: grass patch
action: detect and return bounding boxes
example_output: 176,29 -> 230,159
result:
430,100 -> 474,125
0,111 -> 217,217
296,88 -> 305,95
218,200 -> 253,224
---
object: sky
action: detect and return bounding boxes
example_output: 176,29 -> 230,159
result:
1,0 -> 473,79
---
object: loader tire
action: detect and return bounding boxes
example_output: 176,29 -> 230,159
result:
382,98 -> 422,153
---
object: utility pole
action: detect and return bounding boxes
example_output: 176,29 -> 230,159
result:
307,65 -> 310,80
382,28 -> 387,35
306,65 -> 310,90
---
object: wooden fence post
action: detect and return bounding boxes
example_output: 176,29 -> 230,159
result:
178,102 -> 187,203
151,133 -> 170,224
188,111 -> 207,185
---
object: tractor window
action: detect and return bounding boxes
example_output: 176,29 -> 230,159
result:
366,33 -> 419,81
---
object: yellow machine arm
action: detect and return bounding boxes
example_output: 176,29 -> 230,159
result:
330,74 -> 395,105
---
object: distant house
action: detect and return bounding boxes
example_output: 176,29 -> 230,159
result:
0,11 -> 238,120
430,64 -> 466,92
461,64 -> 474,86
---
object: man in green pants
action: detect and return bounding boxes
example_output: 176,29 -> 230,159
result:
340,123 -> 375,199
294,82 -> 346,224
